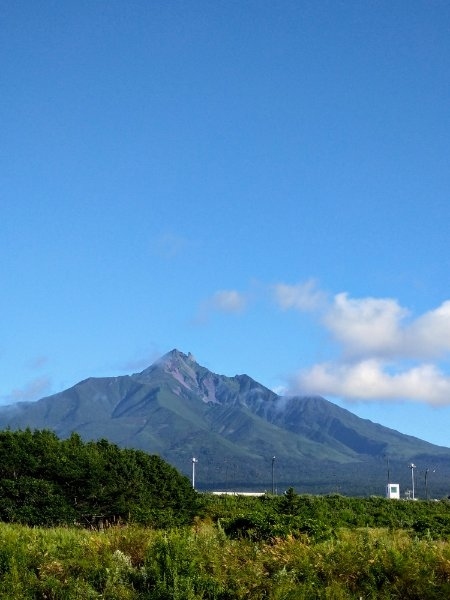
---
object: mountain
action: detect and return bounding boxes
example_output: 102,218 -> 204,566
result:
1,349 -> 450,497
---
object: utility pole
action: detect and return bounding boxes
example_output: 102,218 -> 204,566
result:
272,456 -> 276,495
425,468 -> 436,501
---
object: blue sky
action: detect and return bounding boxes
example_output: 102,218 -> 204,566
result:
2,1 -> 450,446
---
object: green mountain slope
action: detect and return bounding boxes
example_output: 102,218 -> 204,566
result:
1,350 -> 450,497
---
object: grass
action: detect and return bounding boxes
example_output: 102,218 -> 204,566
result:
1,520 -> 450,599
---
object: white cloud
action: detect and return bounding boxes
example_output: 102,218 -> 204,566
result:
325,295 -> 450,361
324,293 -> 409,359
275,281 -> 450,405
405,300 -> 450,358
275,283 -> 450,361
295,360 -> 450,407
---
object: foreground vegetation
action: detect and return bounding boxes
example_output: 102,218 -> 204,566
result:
2,516 -> 450,599
3,430 -> 450,597
2,492 -> 450,598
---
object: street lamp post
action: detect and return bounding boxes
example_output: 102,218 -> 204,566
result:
409,463 -> 416,500
192,457 -> 198,489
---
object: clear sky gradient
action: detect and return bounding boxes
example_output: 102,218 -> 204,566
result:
2,1 -> 450,446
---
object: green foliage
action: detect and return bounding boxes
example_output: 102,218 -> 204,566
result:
0,429 -> 198,527
281,486 -> 300,513
201,491 -> 450,543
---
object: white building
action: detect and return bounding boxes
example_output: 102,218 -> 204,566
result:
386,483 -> 400,499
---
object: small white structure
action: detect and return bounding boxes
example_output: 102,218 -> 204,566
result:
211,491 -> 265,497
386,483 -> 400,499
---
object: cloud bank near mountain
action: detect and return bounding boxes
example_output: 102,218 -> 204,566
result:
1,376 -> 52,405
274,281 -> 450,406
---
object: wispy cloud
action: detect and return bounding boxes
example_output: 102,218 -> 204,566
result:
117,349 -> 162,373
210,290 -> 247,313
1,376 -> 52,405
274,282 -> 450,405
195,289 -> 248,324
26,355 -> 49,370
273,279 -> 327,312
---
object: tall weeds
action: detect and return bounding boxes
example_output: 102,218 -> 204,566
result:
1,522 -> 450,598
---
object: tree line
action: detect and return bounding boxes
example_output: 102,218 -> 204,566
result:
0,429 -> 198,527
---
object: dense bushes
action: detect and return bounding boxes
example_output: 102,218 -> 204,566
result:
201,490 -> 450,542
0,429 -> 198,527
1,428 -> 450,541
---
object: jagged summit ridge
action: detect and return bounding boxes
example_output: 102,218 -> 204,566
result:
158,348 -> 197,368
159,349 -> 198,378
134,349 -> 195,376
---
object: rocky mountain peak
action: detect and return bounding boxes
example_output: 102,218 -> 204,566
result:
159,349 -> 199,386
132,349 -> 195,381
160,349 -> 197,368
